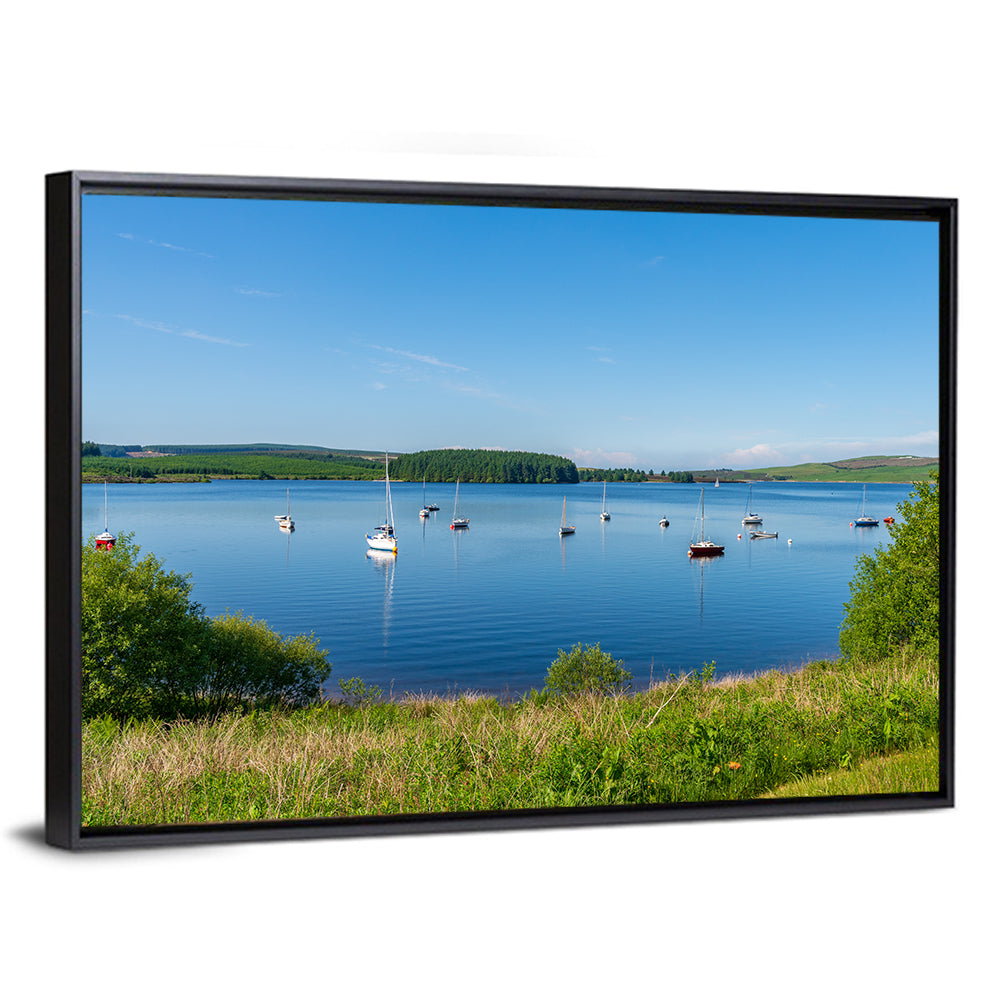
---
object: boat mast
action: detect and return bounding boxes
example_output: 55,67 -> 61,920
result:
385,452 -> 393,527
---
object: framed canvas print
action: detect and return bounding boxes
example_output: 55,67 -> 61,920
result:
46,171 -> 955,849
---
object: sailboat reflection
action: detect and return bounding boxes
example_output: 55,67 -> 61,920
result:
691,549 -> 722,622
365,548 -> 396,648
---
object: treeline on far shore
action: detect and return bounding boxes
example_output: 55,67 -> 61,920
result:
81,441 -> 940,486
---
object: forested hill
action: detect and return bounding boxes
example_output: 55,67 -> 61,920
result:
389,449 -> 579,484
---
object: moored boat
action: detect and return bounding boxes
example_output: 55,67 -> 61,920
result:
95,480 -> 116,550
450,478 -> 469,529
853,484 -> 879,527
559,496 -> 575,535
366,453 -> 398,552
689,487 -> 724,557
741,482 -> 763,525
276,487 -> 294,530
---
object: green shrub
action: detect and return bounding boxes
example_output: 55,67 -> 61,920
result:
840,472 -> 940,659
544,642 -> 632,696
82,533 -> 330,720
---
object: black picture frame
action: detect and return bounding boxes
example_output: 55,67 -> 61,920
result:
46,170 -> 956,849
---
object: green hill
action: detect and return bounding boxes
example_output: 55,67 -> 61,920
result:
687,455 -> 938,484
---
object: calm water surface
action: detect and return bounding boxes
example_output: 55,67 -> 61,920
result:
83,479 -> 910,697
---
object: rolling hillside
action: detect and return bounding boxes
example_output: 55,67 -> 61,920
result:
686,455 -> 938,484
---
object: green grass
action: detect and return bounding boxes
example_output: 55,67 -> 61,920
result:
762,744 -> 939,798
739,456 -> 938,483
82,649 -> 939,827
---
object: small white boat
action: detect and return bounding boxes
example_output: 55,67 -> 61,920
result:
276,487 -> 294,530
714,478 -> 720,487
450,478 -> 469,529
659,515 -> 670,527
749,529 -> 778,539
95,480 -> 116,550
559,496 -> 575,535
366,453 -> 398,552
741,482 -> 763,525
853,484 -> 879,527
600,481 -> 610,521
419,478 -> 433,517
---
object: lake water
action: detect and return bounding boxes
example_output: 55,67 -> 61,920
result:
83,479 -> 910,698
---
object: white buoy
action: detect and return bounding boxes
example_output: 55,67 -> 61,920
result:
737,533 -> 742,540
788,538 -> 792,545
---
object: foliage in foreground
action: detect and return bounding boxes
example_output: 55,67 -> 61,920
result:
544,642 -> 632,696
82,533 -> 330,720
840,472 -> 940,660
82,648 -> 939,826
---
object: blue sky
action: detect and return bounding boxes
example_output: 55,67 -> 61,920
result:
81,193 -> 940,470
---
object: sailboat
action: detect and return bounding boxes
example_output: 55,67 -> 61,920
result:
559,496 -> 576,535
853,484 -> 879,527
450,478 -> 469,529
741,482 -> 763,525
366,453 -> 398,552
419,478 -> 431,518
276,487 -> 294,530
714,477 -> 720,487
689,487 -> 724,557
95,480 -> 116,550
600,481 -> 610,521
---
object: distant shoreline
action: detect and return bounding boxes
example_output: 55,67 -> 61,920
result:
81,474 -> 929,486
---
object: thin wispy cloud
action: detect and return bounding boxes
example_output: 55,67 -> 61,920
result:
374,345 -> 468,371
640,255 -> 665,268
118,233 -> 213,258
235,287 -> 281,298
112,313 -> 248,348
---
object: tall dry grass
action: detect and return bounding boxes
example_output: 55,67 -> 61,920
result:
82,649 -> 939,826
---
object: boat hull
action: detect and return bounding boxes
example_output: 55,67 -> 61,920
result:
366,533 -> 397,552
689,542 -> 724,557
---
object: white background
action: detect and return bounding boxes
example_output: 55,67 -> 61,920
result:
2,3 -> 995,996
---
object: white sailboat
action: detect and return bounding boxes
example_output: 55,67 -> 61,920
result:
600,481 -> 610,521
450,478 -> 469,529
366,453 -> 398,552
419,478 -> 431,518
559,496 -> 575,535
741,482 -> 763,525
689,487 -> 724,557
853,484 -> 879,527
95,480 -> 116,550
276,487 -> 294,530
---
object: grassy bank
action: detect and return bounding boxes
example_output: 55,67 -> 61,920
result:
82,649 -> 938,827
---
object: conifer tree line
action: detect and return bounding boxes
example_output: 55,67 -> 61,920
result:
389,449 -> 580,484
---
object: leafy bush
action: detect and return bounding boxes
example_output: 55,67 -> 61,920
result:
840,472 -> 940,660
203,611 -> 330,712
337,676 -> 384,706
82,532 -> 209,720
82,533 -> 330,720
544,642 -> 632,696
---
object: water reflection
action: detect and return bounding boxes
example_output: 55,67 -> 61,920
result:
366,549 -> 396,647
